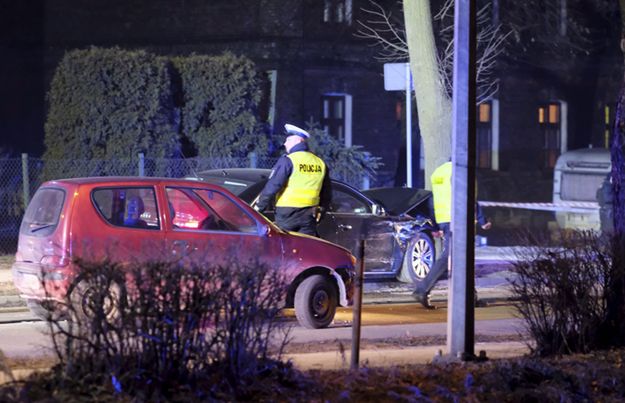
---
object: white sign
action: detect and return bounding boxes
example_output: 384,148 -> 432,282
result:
384,62 -> 412,91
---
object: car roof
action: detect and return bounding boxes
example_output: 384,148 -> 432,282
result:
43,176 -> 221,187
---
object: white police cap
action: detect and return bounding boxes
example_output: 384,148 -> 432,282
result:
284,123 -> 310,139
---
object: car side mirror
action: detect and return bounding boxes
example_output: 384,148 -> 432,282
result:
371,204 -> 385,216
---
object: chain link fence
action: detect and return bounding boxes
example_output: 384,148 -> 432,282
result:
0,153 -> 372,254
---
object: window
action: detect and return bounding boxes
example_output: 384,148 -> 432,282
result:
194,189 -> 258,233
331,189 -> 369,214
323,0 -> 352,25
604,104 -> 613,148
21,188 -> 65,237
321,94 -> 352,146
166,187 -> 257,233
477,102 -> 492,169
538,102 -> 563,168
92,187 -> 159,229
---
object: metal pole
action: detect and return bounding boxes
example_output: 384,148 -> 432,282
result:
350,239 -> 365,370
447,0 -> 477,360
138,153 -> 145,177
406,62 -> 413,188
21,153 -> 30,208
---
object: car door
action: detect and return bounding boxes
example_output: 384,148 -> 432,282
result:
162,185 -> 283,271
84,186 -> 165,263
318,184 -> 396,275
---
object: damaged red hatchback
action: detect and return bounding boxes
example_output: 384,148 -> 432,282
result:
12,177 -> 356,329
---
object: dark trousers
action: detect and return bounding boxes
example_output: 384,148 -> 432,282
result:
275,206 -> 317,236
415,222 -> 450,295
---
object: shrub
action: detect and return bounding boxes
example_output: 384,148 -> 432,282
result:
44,257 -> 294,400
172,52 -> 266,159
44,47 -> 179,178
510,230 -> 625,356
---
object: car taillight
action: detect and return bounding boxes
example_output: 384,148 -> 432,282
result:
40,255 -> 69,268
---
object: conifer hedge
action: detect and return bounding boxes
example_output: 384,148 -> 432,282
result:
172,52 -> 265,158
44,47 -> 179,164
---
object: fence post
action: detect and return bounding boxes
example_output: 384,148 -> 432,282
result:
248,151 -> 257,168
138,153 -> 145,176
21,153 -> 30,208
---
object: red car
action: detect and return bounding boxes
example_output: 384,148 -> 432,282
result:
12,177 -> 356,329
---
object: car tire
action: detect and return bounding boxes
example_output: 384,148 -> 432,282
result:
294,274 -> 338,329
69,278 -> 123,324
398,232 -> 436,283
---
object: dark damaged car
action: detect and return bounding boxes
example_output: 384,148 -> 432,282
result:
189,169 -> 436,284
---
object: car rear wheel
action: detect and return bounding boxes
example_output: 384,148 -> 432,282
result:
294,275 -> 338,329
69,279 -> 123,324
398,233 -> 435,283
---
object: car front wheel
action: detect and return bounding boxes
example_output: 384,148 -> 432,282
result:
294,274 -> 338,329
398,233 -> 435,283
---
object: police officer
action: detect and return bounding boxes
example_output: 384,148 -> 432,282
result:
255,124 -> 331,236
413,161 -> 491,309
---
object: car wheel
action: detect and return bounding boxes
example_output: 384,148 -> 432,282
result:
294,275 -> 338,329
69,278 -> 123,324
398,233 -> 435,283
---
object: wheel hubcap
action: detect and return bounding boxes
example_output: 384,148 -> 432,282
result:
411,239 -> 433,279
312,289 -> 330,317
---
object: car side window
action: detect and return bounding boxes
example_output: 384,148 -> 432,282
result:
194,189 -> 258,234
166,188 -> 209,229
331,189 -> 369,214
92,187 -> 159,229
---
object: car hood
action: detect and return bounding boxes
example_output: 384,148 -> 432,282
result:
361,187 -> 432,217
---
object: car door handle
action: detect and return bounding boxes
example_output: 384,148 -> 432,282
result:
173,240 -> 189,248
338,224 -> 352,231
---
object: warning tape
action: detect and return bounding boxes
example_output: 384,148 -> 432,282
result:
478,201 -> 599,213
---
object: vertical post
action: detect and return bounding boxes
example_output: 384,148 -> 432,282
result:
249,151 -> 258,168
21,153 -> 30,208
447,0 -> 477,359
350,239 -> 365,370
406,62 -> 413,188
138,153 -> 145,177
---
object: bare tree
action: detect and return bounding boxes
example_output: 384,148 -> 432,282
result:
357,0 -> 506,185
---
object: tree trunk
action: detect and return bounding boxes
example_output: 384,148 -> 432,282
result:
403,1 -> 453,188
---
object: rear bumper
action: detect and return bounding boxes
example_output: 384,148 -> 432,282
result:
11,262 -> 72,302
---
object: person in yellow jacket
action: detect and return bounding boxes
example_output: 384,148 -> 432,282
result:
255,124 -> 331,236
413,161 -> 491,309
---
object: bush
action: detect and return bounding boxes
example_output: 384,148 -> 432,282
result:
510,230 -> 625,356
44,47 -> 179,178
43,258 -> 295,400
172,52 -> 266,158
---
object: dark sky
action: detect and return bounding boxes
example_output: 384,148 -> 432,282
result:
0,0 -> 45,157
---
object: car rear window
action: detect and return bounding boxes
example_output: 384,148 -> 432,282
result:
92,187 -> 160,229
20,188 -> 66,237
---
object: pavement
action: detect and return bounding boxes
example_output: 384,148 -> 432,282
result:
0,247 -> 528,371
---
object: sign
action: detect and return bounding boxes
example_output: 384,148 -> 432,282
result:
384,63 -> 412,91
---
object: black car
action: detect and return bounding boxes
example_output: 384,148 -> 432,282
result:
188,168 -> 436,283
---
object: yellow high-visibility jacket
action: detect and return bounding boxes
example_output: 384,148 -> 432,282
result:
275,151 -> 326,207
430,161 -> 452,224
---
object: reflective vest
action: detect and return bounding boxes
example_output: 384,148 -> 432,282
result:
431,162 -> 452,224
275,151 -> 326,207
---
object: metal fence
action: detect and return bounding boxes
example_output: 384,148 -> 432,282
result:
0,153 -> 370,254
